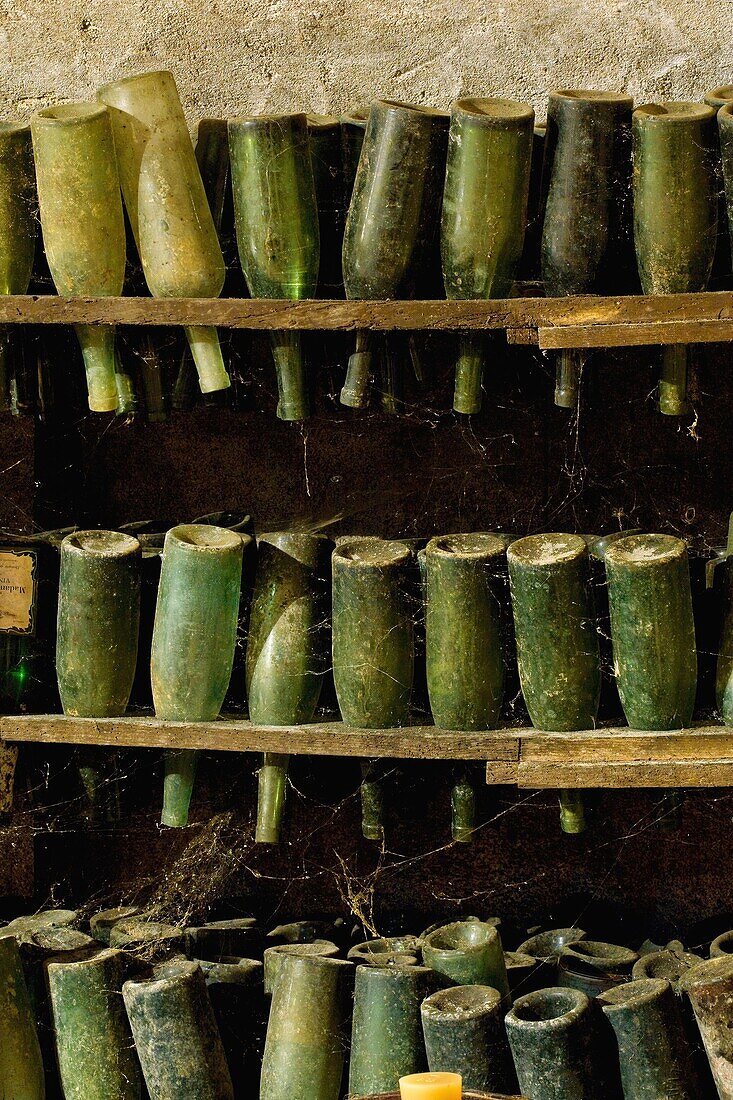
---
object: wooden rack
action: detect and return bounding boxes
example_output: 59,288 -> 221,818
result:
3,291 -> 731,793
2,716 -> 733,790
2,291 -> 733,348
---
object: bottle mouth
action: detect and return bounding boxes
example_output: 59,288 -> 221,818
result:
634,101 -> 716,123
599,977 -> 669,1011
63,529 -> 140,557
97,69 -> 174,97
427,532 -> 506,560
550,89 -> 634,105
422,983 -> 501,1019
604,532 -> 686,567
167,523 -> 243,553
454,97 -> 535,126
507,532 -> 587,567
33,102 -> 109,126
509,986 -> 588,1025
377,99 -> 449,120
335,537 -> 411,568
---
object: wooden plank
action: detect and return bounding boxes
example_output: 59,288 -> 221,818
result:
539,319 -> 733,349
0,292 -> 732,332
0,714 -> 520,762
521,729 -> 733,761
518,760 -> 733,788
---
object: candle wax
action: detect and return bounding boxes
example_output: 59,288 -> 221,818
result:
399,1071 -> 463,1099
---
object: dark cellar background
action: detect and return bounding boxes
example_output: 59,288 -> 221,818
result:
0,317 -> 731,954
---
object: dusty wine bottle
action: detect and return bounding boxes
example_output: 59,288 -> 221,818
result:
633,103 -> 718,414
56,531 -> 141,718
542,91 -> 634,408
605,534 -> 697,729
229,114 -> 319,420
246,532 -> 332,843
31,103 -> 126,412
0,122 -> 36,412
425,533 -> 506,730
151,524 -> 244,827
507,534 -> 600,832
98,71 -> 230,395
332,537 -> 414,728
341,100 -> 448,408
441,98 -> 534,414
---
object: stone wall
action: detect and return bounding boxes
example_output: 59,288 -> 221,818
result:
0,0 -> 729,122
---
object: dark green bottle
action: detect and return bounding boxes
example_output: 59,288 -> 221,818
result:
341,100 -> 448,408
421,985 -> 517,1094
348,963 -> 435,1096
599,978 -> 700,1099
56,531 -> 141,717
441,98 -> 534,414
308,115 -> 345,297
425,533 -> 506,730
508,534 -> 600,833
261,953 -> 353,1100
421,920 -> 510,1000
124,958 -> 234,1100
506,986 -> 615,1100
246,532 -> 332,844
0,935 -> 45,1099
633,103 -> 718,414
229,114 -> 319,420
340,109 -> 368,206
332,537 -> 414,727
542,91 -> 634,408
605,534 -> 697,729
47,946 -> 142,1100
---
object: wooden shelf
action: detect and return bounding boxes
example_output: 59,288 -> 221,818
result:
2,292 -> 733,348
3,716 -> 733,789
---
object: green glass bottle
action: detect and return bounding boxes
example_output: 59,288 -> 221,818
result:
98,71 -> 230,396
633,103 -> 718,414
425,533 -> 506,730
261,953 -> 353,1100
0,935 -> 45,1099
246,533 -> 332,843
421,920 -> 510,1000
441,98 -> 534,414
348,963 -> 435,1096
229,114 -> 319,420
421,985 -> 517,1094
605,534 -> 697,729
341,100 -> 448,409
31,103 -> 126,412
56,531 -> 141,718
174,117 -> 239,412
508,534 -> 600,833
332,537 -> 414,728
599,978 -> 700,1099
542,91 -> 634,408
151,524 -> 244,827
0,122 -> 36,413
47,946 -> 142,1100
124,958 -> 234,1099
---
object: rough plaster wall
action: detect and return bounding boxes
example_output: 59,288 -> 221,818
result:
0,0 -> 729,124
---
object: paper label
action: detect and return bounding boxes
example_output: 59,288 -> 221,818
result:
0,550 -> 37,634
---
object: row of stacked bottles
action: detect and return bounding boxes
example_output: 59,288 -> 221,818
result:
2,76 -> 733,420
3,513 -> 732,844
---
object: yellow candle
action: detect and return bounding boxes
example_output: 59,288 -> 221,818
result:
399,1072 -> 462,1099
